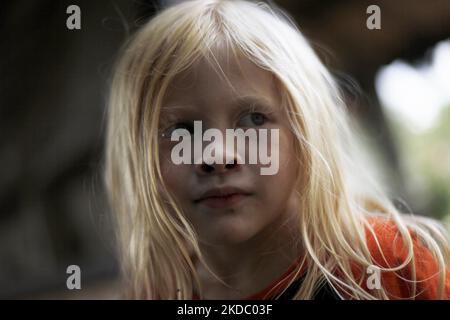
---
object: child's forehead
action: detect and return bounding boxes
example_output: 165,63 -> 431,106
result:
162,52 -> 281,110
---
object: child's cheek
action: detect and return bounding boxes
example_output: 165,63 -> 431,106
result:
278,130 -> 296,169
159,152 -> 190,202
272,129 -> 300,189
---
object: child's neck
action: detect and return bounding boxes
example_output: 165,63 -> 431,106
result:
195,212 -> 303,299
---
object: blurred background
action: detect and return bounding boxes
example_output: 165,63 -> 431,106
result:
0,0 -> 449,299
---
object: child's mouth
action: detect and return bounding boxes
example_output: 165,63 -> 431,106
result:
196,193 -> 250,209
194,186 -> 252,209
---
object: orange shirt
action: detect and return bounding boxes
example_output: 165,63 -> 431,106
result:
359,217 -> 450,299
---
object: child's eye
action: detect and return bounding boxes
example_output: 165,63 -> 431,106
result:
161,121 -> 195,139
238,112 -> 267,127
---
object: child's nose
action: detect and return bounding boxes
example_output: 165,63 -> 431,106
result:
196,158 -> 240,175
195,139 -> 243,175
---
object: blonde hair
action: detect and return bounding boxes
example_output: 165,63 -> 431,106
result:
104,0 -> 449,299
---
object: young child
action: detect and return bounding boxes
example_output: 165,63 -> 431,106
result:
104,0 -> 450,299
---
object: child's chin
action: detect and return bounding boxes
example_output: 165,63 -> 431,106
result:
200,220 -> 260,246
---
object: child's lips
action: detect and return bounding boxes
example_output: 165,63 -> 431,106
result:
193,186 -> 252,209
196,193 -> 250,209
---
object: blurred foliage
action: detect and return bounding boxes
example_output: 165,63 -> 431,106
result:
387,105 -> 450,230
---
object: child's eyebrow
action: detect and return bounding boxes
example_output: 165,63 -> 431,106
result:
159,96 -> 276,117
159,104 -> 199,120
232,95 -> 277,112
160,104 -> 193,112
233,95 -> 278,114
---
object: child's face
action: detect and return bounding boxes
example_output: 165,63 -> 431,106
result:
158,52 -> 300,246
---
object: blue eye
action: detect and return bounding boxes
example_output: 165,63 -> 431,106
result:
238,112 -> 267,127
161,122 -> 194,139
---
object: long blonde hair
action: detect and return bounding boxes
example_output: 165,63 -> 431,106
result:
104,0 -> 449,299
